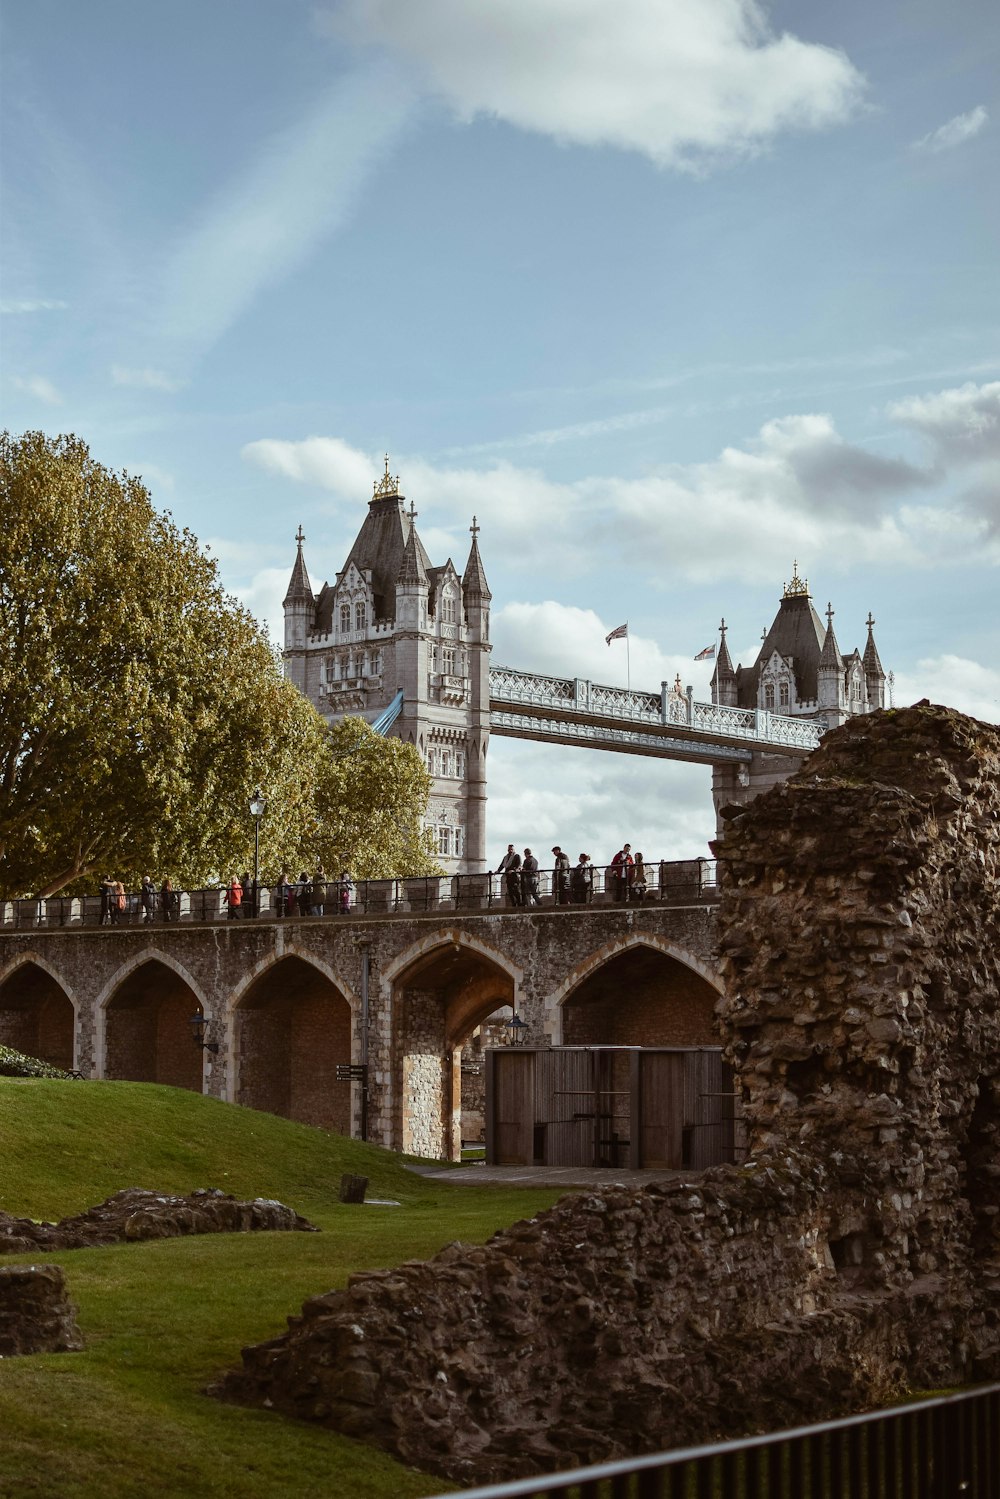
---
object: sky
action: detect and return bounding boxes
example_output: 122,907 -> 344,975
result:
2,0 -> 998,870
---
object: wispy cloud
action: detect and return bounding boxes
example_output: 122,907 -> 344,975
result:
913,105 -> 988,154
0,298 -> 68,315
11,374 -> 62,405
111,365 -> 185,393
154,63 -> 416,357
328,0 -> 865,171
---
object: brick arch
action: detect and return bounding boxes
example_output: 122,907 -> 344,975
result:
231,949 -> 356,1132
99,951 -> 210,1092
0,953 -> 78,1072
548,934 -> 723,1047
387,930 -> 521,1162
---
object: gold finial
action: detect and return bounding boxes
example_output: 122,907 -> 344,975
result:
373,454 -> 400,499
783,560 -> 809,598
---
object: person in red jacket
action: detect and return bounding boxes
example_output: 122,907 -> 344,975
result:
609,843 -> 634,903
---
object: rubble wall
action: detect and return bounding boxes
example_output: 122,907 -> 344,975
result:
215,703 -> 1000,1484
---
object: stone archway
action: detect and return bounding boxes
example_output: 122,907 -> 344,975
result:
559,938 -> 722,1047
390,937 -> 516,1161
233,955 -> 353,1131
103,957 -> 205,1090
0,960 -> 75,1072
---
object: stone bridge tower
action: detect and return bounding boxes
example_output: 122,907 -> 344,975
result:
709,563 -> 886,825
283,460 -> 491,874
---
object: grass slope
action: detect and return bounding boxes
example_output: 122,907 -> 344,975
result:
0,1080 -> 564,1499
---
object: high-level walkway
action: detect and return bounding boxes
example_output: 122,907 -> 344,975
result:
489,665 -> 823,765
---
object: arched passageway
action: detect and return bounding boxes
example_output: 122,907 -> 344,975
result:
234,956 -> 353,1131
104,959 -> 204,1091
393,942 -> 514,1161
0,963 -> 75,1071
562,944 -> 719,1046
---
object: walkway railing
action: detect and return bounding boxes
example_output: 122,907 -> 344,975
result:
434,1382 -> 1000,1499
490,664 -> 824,753
0,859 -> 718,929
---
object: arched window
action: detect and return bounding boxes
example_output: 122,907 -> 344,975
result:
339,603 -> 350,633
355,601 -> 367,630
764,682 -> 775,710
441,589 -> 457,624
779,681 -> 789,709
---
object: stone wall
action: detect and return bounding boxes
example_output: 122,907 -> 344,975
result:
214,703 -> 1000,1484
0,1265 -> 82,1356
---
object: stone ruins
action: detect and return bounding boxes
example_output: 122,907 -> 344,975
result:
215,702 -> 1000,1485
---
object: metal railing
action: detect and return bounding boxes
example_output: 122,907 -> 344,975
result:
435,1382 -> 1000,1499
0,859 -> 718,929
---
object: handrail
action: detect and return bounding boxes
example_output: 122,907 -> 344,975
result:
0,859 -> 718,929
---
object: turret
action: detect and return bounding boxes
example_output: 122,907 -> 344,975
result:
817,603 -> 847,720
282,525 -> 314,691
393,501 -> 431,728
710,619 -> 737,707
462,516 -> 492,871
862,612 -> 886,711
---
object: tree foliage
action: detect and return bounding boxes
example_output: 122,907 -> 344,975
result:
0,432 -> 437,895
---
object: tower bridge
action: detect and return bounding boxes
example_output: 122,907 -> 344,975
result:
283,461 -> 886,871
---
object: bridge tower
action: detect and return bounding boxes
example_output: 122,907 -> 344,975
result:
709,563 -> 885,825
282,459 -> 490,874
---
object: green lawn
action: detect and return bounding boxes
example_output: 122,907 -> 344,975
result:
0,1081 -> 565,1499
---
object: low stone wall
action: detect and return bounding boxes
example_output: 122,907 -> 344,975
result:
214,703 -> 1000,1484
0,1265 -> 82,1356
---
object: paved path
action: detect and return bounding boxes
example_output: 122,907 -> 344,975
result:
406,1163 -> 686,1188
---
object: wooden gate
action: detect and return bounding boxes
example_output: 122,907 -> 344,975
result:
485,1046 -> 740,1169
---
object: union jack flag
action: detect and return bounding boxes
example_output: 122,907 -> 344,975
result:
606,623 -> 628,644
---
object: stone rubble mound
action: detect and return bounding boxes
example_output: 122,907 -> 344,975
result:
0,1187 -> 318,1255
213,703 -> 1000,1485
0,1264 -> 83,1356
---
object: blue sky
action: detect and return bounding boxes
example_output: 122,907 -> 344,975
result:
2,0 -> 998,866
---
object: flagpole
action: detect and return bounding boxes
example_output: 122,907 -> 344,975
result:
626,623 -> 630,693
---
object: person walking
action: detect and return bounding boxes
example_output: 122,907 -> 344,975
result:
497,843 -> 523,907
110,879 -> 126,925
610,843 -> 634,903
240,871 -> 252,916
140,875 -> 156,924
160,877 -> 175,922
275,869 -> 291,918
311,865 -> 327,917
296,871 -> 310,915
521,848 -> 540,907
225,875 -> 243,920
571,853 -> 594,905
338,870 -> 353,916
99,876 -> 113,926
552,846 -> 571,905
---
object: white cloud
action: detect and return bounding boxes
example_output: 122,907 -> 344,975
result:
892,655 -> 1000,725
111,365 -> 185,393
888,381 -> 1000,464
329,0 -> 865,170
913,105 -> 988,154
243,413 -> 948,588
492,601 -> 712,694
11,374 -> 62,405
0,298 -> 68,315
155,64 -> 415,354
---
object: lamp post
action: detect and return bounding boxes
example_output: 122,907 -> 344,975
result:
249,790 -> 266,917
503,1011 -> 529,1046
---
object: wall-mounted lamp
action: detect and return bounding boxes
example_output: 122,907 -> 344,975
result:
503,1012 -> 529,1046
189,1012 -> 219,1054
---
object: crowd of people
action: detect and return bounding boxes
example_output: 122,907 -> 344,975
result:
96,867 -> 355,923
495,842 -> 649,906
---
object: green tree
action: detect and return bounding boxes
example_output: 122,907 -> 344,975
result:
0,431 -> 332,895
312,717 -> 440,879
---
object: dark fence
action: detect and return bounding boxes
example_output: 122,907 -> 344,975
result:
433,1382 -> 1000,1499
1,859 -> 718,929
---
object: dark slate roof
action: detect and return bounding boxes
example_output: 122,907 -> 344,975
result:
736,591 -> 828,708
462,535 -> 491,602
863,618 -> 885,679
282,534 -> 314,608
316,494 -> 432,628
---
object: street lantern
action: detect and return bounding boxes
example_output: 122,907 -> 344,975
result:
249,790 -> 266,916
503,1012 -> 529,1046
189,1012 -> 219,1054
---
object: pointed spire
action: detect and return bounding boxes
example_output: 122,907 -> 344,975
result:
462,514 -> 492,601
397,514 -> 428,586
819,602 -> 843,668
862,611 -> 885,678
713,618 -> 734,676
282,525 -> 313,606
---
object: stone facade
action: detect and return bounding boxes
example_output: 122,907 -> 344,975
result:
0,902 -> 722,1161
282,463 -> 492,873
213,703 -> 1000,1484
